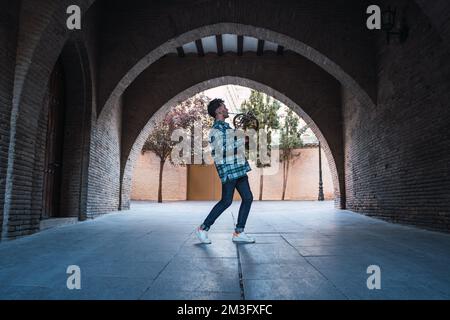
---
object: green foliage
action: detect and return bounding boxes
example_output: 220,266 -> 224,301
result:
241,91 -> 280,133
279,109 -> 308,154
278,108 -> 309,200
240,90 -> 281,167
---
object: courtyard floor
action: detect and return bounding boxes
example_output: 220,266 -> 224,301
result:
0,201 -> 449,300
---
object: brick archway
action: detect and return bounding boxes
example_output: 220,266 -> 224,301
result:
4,0 -> 449,237
1,1 -> 97,239
98,22 -> 376,128
96,21 -> 376,214
2,37 -> 93,239
120,76 -> 342,210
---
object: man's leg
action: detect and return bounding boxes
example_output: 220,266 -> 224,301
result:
234,175 -> 253,233
201,179 -> 236,231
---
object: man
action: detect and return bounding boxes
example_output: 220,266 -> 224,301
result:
195,98 -> 255,244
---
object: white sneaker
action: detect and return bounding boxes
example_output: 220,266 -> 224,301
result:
232,232 -> 255,243
195,227 -> 211,244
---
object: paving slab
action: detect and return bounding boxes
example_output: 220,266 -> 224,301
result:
0,200 -> 449,300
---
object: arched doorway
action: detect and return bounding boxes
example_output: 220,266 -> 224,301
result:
92,23 -> 372,215
121,77 -> 341,211
130,85 -> 335,203
36,40 -> 92,227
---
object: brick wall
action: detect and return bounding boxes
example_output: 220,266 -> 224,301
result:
247,148 -> 334,201
131,152 -> 187,201
1,0 -> 97,239
59,42 -> 94,219
0,0 -> 20,238
97,0 -> 377,119
17,8 -> 98,233
86,97 -> 122,217
29,86 -> 49,234
343,0 -> 450,232
132,147 -> 334,201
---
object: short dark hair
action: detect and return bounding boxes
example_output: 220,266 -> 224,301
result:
207,98 -> 224,118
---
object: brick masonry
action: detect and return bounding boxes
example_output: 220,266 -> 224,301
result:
0,0 -> 20,239
131,152 -> 188,201
0,0 -> 449,239
343,0 -> 450,232
131,147 -> 334,201
96,0 -> 377,118
1,0 -> 97,238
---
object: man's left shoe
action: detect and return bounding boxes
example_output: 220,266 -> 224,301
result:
232,232 -> 255,243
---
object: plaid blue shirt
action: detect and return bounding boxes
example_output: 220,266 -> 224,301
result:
209,120 -> 251,183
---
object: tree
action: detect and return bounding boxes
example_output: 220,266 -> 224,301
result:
142,94 -> 211,202
279,109 -> 309,200
240,91 -> 280,200
142,121 -> 173,203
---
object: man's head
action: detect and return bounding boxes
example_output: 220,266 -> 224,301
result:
207,98 -> 228,120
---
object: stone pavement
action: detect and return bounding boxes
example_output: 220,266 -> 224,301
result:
0,201 -> 449,300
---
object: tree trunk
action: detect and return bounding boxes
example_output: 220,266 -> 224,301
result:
282,159 -> 287,200
259,167 -> 264,201
157,160 -> 165,203
281,150 -> 292,200
284,158 -> 291,200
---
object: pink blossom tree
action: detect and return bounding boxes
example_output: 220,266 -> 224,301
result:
142,94 -> 212,202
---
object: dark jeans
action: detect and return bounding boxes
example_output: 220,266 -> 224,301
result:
201,175 -> 253,233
